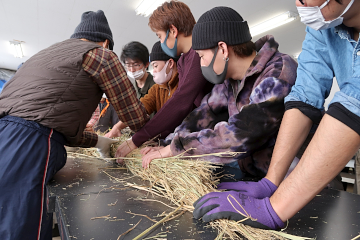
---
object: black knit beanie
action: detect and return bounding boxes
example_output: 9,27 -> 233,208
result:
150,41 -> 173,62
192,6 -> 252,50
70,10 -> 114,50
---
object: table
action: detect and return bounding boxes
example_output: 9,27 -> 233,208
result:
47,157 -> 360,240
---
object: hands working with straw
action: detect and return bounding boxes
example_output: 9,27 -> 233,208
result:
192,189 -> 284,230
115,138 -> 137,164
141,145 -> 172,168
193,178 -> 284,230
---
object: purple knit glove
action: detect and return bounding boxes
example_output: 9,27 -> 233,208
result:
217,178 -> 277,199
193,191 -> 284,230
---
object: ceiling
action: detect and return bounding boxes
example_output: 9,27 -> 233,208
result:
0,0 -> 306,71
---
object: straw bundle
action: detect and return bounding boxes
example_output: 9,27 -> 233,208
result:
69,132 -> 311,240
124,148 -> 221,212
122,148 -> 293,240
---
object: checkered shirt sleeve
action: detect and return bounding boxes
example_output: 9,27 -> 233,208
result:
77,47 -> 149,147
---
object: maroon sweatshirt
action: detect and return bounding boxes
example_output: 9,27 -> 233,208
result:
132,48 -> 213,147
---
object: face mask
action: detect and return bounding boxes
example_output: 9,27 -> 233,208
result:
127,68 -> 145,80
297,0 -> 354,31
161,30 -> 179,58
201,46 -> 229,85
153,60 -> 173,85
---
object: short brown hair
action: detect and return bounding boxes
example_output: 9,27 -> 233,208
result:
148,1 -> 196,37
231,41 -> 256,58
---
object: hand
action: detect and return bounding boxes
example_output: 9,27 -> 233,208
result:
193,191 -> 284,230
115,138 -> 137,164
217,178 -> 277,199
105,121 -> 127,138
104,128 -> 121,138
141,145 -> 172,169
140,146 -> 164,155
84,124 -> 95,133
95,136 -> 118,159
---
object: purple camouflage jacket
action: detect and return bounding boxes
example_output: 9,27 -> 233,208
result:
163,35 -> 298,177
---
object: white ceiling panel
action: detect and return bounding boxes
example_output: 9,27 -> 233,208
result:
0,0 -> 306,71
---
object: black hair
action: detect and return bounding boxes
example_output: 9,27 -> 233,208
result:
120,41 -> 149,65
231,41 -> 256,58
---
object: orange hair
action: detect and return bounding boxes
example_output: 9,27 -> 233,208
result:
148,1 -> 196,37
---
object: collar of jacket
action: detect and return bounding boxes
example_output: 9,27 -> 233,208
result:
158,71 -> 179,90
138,73 -> 154,95
225,35 -> 279,89
246,35 -> 279,77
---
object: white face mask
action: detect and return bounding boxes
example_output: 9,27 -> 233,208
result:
297,0 -> 354,31
152,60 -> 173,85
127,68 -> 146,80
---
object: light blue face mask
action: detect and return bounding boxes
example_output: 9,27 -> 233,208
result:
161,30 -> 179,58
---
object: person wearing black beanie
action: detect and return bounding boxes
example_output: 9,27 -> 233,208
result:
142,6 -> 299,230
0,10 -> 149,240
70,10 -> 114,50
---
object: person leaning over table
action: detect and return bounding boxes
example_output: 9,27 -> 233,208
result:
0,10 -> 149,240
191,0 -> 360,231
120,41 -> 155,99
110,1 -> 214,159
141,6 -> 298,182
105,41 -> 179,138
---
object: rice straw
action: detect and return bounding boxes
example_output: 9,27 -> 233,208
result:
70,131 -> 314,240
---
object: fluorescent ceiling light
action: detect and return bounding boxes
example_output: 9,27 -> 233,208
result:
250,11 -> 298,37
135,0 -> 168,17
9,40 -> 24,58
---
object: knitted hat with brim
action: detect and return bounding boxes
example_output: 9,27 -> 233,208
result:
192,6 -> 252,50
150,41 -> 178,62
70,10 -> 114,50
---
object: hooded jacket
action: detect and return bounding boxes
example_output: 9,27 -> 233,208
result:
164,35 -> 298,177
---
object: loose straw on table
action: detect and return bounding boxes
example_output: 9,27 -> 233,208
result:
132,204 -> 183,240
351,234 -> 360,240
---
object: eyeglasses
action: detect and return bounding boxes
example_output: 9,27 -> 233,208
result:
299,0 -> 304,5
124,62 -> 143,69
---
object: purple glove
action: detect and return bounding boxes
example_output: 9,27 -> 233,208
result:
217,178 -> 277,199
193,191 -> 284,230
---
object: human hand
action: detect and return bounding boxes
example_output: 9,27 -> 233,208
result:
193,191 -> 284,230
217,178 -> 277,199
141,145 -> 172,169
115,138 -> 137,164
140,146 -> 165,155
104,128 -> 121,138
95,136 -> 118,158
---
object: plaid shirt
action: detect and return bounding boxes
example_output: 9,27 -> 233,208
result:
78,47 -> 149,147
84,105 -> 100,133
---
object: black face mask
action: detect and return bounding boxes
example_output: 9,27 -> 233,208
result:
201,46 -> 229,85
